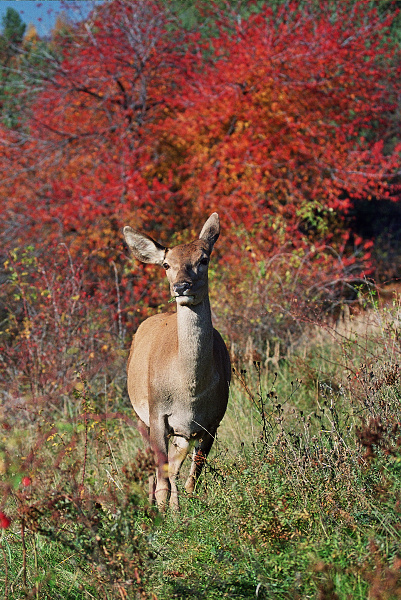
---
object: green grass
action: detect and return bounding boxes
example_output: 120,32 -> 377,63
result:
146,364 -> 401,599
1,316 -> 401,599
0,532 -> 97,599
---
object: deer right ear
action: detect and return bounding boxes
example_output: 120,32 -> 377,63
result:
123,227 -> 166,265
199,212 -> 220,252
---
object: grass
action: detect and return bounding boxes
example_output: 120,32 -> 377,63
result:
147,361 -> 401,600
0,304 -> 400,599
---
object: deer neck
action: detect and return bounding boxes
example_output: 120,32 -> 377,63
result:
176,296 -> 215,393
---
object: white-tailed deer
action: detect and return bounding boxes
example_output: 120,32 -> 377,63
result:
123,213 -> 231,510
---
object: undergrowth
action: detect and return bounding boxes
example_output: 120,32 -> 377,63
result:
149,351 -> 401,599
0,298 -> 400,599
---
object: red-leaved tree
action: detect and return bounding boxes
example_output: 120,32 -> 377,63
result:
146,0 -> 401,349
1,0 -> 401,365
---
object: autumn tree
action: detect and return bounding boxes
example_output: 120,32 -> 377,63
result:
0,0 -> 193,353
1,0 -> 401,361
147,0 -> 401,347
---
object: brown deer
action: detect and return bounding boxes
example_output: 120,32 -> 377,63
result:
123,213 -> 231,510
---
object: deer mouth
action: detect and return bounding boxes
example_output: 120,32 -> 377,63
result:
172,281 -> 205,305
174,293 -> 195,305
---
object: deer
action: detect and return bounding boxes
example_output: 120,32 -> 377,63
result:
123,213 -> 231,510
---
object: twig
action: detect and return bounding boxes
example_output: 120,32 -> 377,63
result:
112,261 -> 124,346
1,542 -> 8,600
21,520 -> 27,588
33,533 -> 39,600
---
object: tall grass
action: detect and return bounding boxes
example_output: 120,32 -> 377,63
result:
0,295 -> 400,599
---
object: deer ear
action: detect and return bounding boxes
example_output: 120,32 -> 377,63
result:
199,213 -> 220,251
123,227 -> 166,265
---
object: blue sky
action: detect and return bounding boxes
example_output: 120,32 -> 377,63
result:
0,1 -> 97,37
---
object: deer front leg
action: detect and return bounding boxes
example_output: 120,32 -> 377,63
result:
185,432 -> 215,495
149,416 -> 170,509
135,416 -> 155,504
168,436 -> 190,511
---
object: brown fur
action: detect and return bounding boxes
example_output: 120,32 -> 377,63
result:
123,213 -> 231,510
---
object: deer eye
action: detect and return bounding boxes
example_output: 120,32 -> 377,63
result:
200,257 -> 209,266
163,262 -> 170,270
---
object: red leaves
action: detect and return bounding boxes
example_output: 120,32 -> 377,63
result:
0,0 -> 400,344
151,1 -> 401,272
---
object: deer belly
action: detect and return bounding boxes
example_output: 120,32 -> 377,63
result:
127,368 -> 150,426
132,400 -> 150,427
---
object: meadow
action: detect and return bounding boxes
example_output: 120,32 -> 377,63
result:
0,294 -> 400,600
0,1 -> 401,598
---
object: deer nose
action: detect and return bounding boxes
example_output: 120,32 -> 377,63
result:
173,282 -> 191,296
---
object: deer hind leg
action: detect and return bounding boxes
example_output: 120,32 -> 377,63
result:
168,436 -> 190,511
185,432 -> 215,495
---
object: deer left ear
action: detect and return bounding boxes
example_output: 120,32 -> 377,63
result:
199,213 -> 220,252
123,227 -> 166,265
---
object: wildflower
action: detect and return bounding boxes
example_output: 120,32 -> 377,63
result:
21,477 -> 31,487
